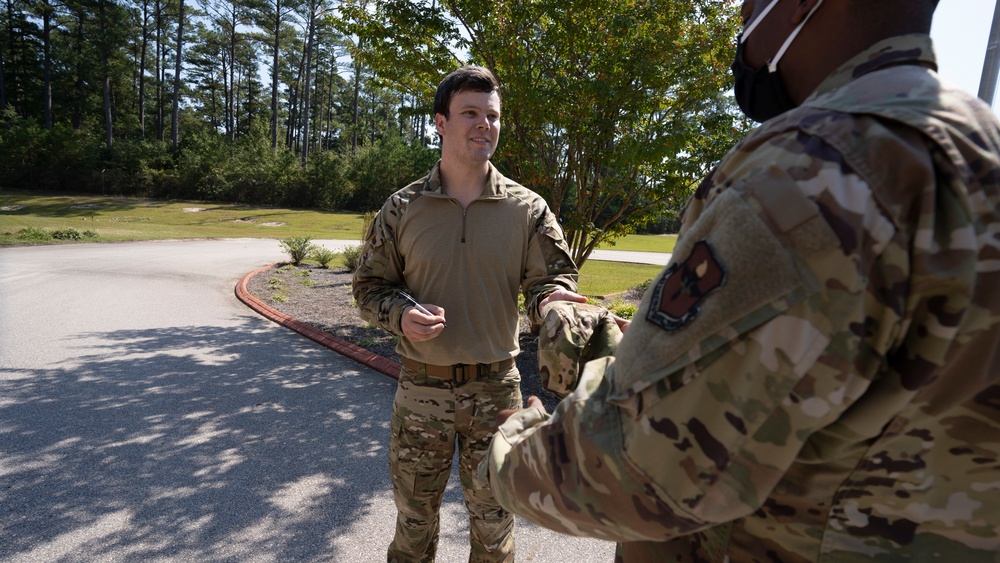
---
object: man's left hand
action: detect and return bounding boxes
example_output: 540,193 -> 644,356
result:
496,396 -> 547,428
538,289 -> 588,316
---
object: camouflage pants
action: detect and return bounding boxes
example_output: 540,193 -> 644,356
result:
387,363 -> 521,563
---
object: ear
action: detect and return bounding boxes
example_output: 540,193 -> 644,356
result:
791,0 -> 821,24
434,113 -> 447,135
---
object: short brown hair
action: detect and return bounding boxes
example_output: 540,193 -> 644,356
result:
433,65 -> 501,118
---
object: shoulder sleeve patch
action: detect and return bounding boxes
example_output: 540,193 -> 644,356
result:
610,165 -> 841,400
647,240 -> 727,331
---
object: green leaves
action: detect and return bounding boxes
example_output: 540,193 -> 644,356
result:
452,0 -> 750,265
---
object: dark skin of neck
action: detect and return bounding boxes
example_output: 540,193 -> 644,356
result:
741,0 -> 936,106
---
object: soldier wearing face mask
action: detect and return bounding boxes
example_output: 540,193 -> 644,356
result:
480,0 -> 1000,560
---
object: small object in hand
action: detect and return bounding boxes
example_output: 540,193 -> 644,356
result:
399,290 -> 447,327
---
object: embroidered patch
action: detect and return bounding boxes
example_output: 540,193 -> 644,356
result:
646,240 -> 726,331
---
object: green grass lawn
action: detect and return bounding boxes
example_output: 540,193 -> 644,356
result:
1,189 -> 668,296
0,190 -> 367,244
595,233 -> 676,253
577,260 -> 661,298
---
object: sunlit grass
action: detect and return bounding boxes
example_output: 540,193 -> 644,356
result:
1,189 -> 670,297
596,233 -> 677,253
0,190 -> 367,245
578,260 -> 662,298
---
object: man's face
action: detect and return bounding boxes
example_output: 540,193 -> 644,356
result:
435,89 -> 501,164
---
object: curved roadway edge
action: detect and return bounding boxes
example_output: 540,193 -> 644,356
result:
235,263 -> 401,381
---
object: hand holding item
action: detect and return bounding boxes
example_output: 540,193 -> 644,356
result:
537,288 -> 588,316
399,291 -> 447,342
496,395 -> 547,428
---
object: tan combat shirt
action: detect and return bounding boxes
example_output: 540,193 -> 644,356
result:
484,34 -> 1000,560
353,162 -> 578,366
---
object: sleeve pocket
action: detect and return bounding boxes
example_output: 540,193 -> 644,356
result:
610,166 -> 840,403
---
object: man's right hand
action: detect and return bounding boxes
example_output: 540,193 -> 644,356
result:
401,304 -> 447,341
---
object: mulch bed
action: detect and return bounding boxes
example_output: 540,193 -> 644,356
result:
244,263 -> 568,410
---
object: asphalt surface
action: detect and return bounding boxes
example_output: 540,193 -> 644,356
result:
0,239 -> 667,562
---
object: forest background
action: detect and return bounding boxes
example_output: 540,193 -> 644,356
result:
0,0 -> 751,266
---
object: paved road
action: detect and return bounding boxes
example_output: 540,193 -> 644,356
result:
0,239 -> 641,562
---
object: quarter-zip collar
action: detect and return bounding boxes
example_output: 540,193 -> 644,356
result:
421,160 -> 509,202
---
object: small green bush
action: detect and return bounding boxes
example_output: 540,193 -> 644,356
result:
606,297 -> 637,320
17,227 -> 50,241
51,228 -> 83,240
82,230 -> 98,238
341,244 -> 363,272
627,279 -> 653,300
311,246 -> 337,269
279,236 -> 315,265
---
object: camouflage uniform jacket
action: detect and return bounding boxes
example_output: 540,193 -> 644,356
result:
352,161 -> 578,366
483,34 -> 1000,561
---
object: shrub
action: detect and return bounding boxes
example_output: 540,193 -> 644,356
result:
626,279 -> 653,300
341,244 -> 363,272
51,228 -> 83,240
361,210 -> 377,238
311,246 -> 338,269
304,151 -> 354,210
279,236 -> 315,265
606,297 -> 637,320
346,135 -> 439,212
17,227 -> 50,241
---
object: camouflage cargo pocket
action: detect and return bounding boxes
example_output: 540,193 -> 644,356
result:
389,408 -> 455,503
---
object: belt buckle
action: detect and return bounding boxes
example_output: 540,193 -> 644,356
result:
477,363 -> 491,379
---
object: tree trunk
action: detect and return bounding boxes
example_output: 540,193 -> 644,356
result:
351,55 -> 360,150
42,5 -> 52,129
171,0 -> 184,146
269,0 -> 281,149
0,35 -> 6,112
301,5 -> 315,165
100,2 -> 112,148
156,0 -> 164,141
138,0 -> 149,137
5,0 -> 17,114
286,37 -> 306,151
72,8 -> 83,129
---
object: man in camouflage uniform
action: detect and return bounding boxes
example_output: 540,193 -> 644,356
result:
352,65 -> 583,562
482,0 -> 1000,560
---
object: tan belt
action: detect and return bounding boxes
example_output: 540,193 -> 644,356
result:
401,357 -> 514,384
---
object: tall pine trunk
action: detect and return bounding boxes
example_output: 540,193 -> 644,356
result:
301,5 -> 314,165
171,0 -> 184,146
156,0 -> 163,141
100,2 -> 112,148
138,1 -> 149,137
42,5 -> 52,129
269,0 -> 281,150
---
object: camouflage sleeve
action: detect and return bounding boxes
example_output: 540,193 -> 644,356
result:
351,199 -> 413,336
522,201 -> 580,326
483,156 -> 902,541
537,301 -> 623,398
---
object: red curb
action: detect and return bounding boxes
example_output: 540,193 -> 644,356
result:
235,264 -> 401,381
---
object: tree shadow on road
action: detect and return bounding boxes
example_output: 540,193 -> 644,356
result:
0,315 -> 468,561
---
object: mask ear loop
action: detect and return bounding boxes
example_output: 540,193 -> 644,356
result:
741,0 -> 781,42
767,0 -> 825,72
